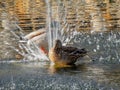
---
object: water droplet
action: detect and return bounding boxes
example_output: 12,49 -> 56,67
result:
93,49 -> 96,52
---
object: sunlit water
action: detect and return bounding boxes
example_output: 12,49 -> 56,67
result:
0,0 -> 120,90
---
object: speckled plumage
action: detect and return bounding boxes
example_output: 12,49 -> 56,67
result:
49,39 -> 87,65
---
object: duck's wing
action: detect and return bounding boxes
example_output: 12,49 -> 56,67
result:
66,53 -> 82,62
30,33 -> 47,44
24,28 -> 46,39
62,46 -> 78,53
60,49 -> 78,59
70,48 -> 87,55
62,46 -> 87,55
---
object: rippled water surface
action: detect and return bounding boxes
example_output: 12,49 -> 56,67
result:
0,61 -> 120,90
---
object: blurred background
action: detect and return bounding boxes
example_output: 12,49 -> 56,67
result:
0,0 -> 120,32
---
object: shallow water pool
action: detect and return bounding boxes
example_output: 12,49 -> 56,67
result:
0,61 -> 120,90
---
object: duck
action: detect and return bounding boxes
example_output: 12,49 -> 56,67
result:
48,39 -> 87,65
24,28 -> 48,54
24,21 -> 61,55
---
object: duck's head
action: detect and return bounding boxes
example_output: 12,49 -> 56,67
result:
53,39 -> 62,49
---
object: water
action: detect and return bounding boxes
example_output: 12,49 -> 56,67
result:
0,62 -> 120,90
0,0 -> 120,90
0,30 -> 120,89
72,31 -> 120,64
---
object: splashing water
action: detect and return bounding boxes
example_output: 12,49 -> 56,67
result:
45,0 -> 120,64
0,1 -> 120,90
1,0 -> 120,65
1,1 -> 88,62
45,0 -> 77,49
45,0 -> 61,49
1,13 -> 49,61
